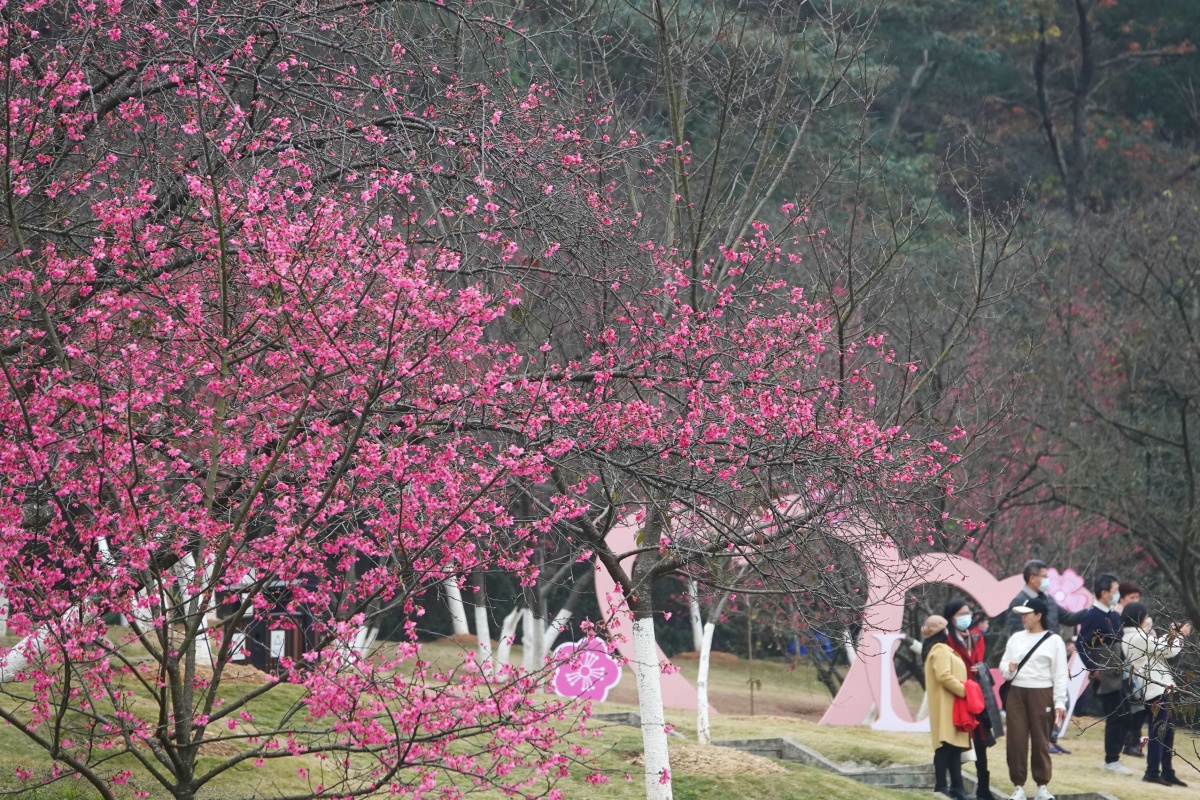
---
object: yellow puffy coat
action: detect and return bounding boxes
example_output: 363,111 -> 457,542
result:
924,641 -> 970,749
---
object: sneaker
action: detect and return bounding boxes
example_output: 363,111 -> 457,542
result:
1103,761 -> 1134,776
1049,744 -> 1069,754
1123,745 -> 1145,758
1033,787 -> 1055,800
1163,775 -> 1189,787
1008,788 -> 1027,800
1143,775 -> 1171,786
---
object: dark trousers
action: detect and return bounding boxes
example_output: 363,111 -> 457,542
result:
973,727 -> 991,799
1099,688 -> 1126,763
1147,698 -> 1176,779
934,742 -> 966,793
1125,706 -> 1147,750
1076,683 -> 1093,716
1006,685 -> 1054,787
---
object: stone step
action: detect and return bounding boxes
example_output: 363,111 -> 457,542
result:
590,711 -> 686,738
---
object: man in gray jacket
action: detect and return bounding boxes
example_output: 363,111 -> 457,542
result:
1007,559 -> 1089,634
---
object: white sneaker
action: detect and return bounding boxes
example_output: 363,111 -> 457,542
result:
1102,761 -> 1134,776
1034,786 -> 1055,800
1009,788 -> 1027,800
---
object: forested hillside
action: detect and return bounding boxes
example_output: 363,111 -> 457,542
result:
414,0 -> 1200,652
877,0 -> 1198,209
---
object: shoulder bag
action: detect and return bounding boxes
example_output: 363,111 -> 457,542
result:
998,631 -> 1053,711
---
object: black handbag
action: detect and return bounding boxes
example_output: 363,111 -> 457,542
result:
999,632 -> 1053,710
1122,671 -> 1147,713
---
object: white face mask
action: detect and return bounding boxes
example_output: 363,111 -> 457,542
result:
1039,576 -> 1051,592
1111,592 -> 1121,608
955,614 -> 973,631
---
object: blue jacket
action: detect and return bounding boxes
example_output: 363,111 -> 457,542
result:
1078,603 -> 1125,694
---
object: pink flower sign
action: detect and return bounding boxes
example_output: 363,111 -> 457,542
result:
1046,568 -> 1092,613
550,639 -> 622,702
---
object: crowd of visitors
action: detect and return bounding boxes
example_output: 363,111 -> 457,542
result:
920,560 -> 1193,800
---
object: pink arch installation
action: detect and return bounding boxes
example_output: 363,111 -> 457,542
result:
589,506 -> 1082,729
820,544 -> 1025,729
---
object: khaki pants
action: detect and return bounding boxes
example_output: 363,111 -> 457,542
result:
1006,685 -> 1054,787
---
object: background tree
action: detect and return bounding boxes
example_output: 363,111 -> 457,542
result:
1035,191 -> 1200,623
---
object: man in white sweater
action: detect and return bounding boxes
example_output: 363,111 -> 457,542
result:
1001,597 -> 1069,800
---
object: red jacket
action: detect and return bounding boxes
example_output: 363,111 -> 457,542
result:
954,680 -> 986,732
947,627 -> 986,668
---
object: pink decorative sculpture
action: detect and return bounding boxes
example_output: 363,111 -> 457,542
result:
1060,653 -> 1090,738
550,639 -> 623,702
820,540 -> 1091,732
1046,568 -> 1091,614
820,542 -> 1026,730
591,508 -> 1088,727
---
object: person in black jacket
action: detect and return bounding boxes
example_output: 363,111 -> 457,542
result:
1007,559 -> 1089,634
1077,572 -> 1133,777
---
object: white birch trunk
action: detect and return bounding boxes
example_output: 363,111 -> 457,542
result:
443,578 -> 470,637
687,579 -> 704,653
495,608 -> 521,669
0,626 -> 52,683
696,621 -> 716,745
633,617 -> 673,800
474,601 -> 493,676
353,625 -> 378,659
0,606 -> 93,683
543,608 -> 572,658
530,608 -> 545,671
521,608 -> 538,671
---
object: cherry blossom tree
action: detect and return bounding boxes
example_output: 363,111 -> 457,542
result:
0,164 -> 604,799
494,222 -> 962,797
1027,192 -> 1200,621
0,0 -> 645,796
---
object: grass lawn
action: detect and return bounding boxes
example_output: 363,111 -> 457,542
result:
584,644 -> 1200,800
516,721 -> 929,800
0,634 -> 1190,798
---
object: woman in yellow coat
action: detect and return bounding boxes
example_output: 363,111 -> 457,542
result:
923,614 -> 971,800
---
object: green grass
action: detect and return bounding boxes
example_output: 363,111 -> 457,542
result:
455,722 -> 928,800
671,769 -> 927,800
3,632 -> 1166,799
